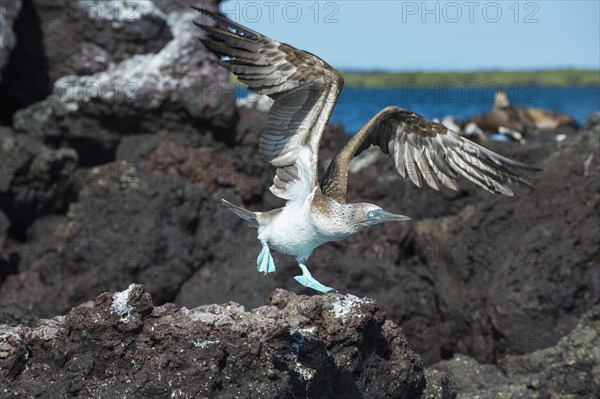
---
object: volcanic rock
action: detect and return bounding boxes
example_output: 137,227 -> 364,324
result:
429,305 -> 600,398
0,210 -> 8,242
0,0 -> 50,125
0,285 -> 428,398
0,127 -> 78,236
0,0 -> 22,81
33,0 -> 172,82
12,4 -> 236,165
0,161 -> 207,317
583,111 -> 600,131
405,128 -> 600,363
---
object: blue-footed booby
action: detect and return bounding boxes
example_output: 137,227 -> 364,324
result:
193,8 -> 540,293
468,90 -> 579,135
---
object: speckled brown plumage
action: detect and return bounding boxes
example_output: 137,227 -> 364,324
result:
194,8 -> 343,200
194,7 -> 541,294
194,8 -> 539,205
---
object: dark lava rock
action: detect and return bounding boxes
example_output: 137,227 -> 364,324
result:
0,285 -> 428,398
114,104 -> 278,205
32,0 -> 173,82
0,0 -> 50,125
0,161 -> 208,317
0,0 -> 22,81
12,4 -> 236,165
153,0 -> 201,14
0,300 -> 37,327
0,210 -> 8,242
429,305 -> 600,398
142,141 -> 267,202
0,209 -> 14,282
406,129 -> 600,363
0,127 -> 78,236
583,111 -> 600,131
422,371 -> 457,399
0,209 -> 12,278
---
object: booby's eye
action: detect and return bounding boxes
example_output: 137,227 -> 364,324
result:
368,211 -> 375,218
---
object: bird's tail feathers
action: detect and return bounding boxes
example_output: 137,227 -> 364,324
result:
221,199 -> 259,228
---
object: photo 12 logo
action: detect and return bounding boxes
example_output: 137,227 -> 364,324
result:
33,1 -> 143,23
49,80 -> 139,105
401,1 -> 540,23
221,1 -> 340,24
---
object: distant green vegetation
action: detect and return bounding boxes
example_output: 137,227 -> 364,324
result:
230,69 -> 599,89
339,69 -> 600,88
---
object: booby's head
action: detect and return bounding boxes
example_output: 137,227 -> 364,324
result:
344,203 -> 411,233
362,204 -> 411,226
494,90 -> 510,109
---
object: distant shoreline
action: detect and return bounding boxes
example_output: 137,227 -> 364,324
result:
339,69 -> 600,88
230,70 -> 599,89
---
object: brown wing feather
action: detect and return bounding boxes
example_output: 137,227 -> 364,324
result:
194,8 -> 343,200
321,106 -> 541,202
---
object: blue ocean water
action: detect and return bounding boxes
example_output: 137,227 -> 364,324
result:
330,86 -> 600,134
235,85 -> 599,134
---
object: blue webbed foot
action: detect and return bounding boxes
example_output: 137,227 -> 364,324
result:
294,264 -> 337,293
257,240 -> 276,274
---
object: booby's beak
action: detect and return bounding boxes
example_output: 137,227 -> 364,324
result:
377,210 -> 411,223
366,209 -> 411,226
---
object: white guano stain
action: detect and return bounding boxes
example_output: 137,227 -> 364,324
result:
193,340 -> 219,349
331,294 -> 369,320
111,284 -> 135,322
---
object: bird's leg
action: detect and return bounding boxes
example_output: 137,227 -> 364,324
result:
257,240 -> 276,274
294,264 -> 337,293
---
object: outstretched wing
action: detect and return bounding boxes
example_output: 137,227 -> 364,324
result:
193,8 -> 344,201
321,106 -> 540,202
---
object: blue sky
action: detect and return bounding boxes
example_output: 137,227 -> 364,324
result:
220,0 -> 600,71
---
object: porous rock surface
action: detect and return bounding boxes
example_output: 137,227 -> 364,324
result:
429,305 -> 600,398
33,0 -> 172,82
0,0 -> 22,82
0,285 -> 429,398
0,0 -> 49,125
11,2 -> 236,165
0,161 -> 208,317
0,127 -> 78,231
